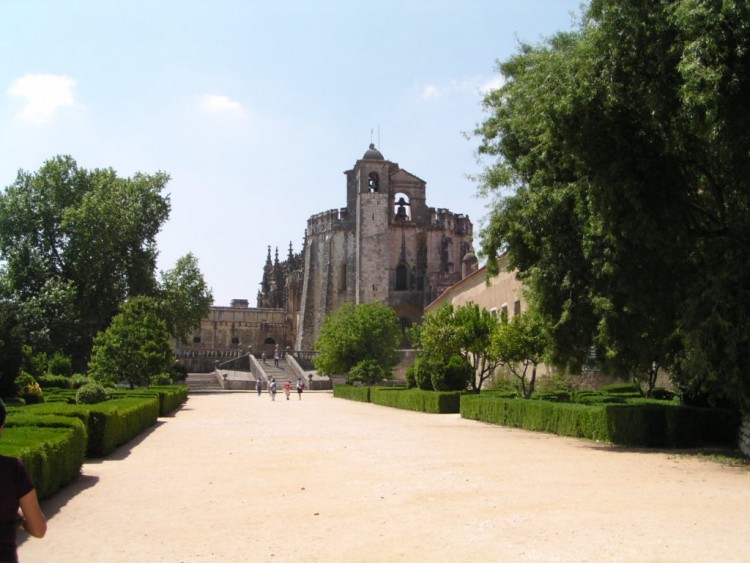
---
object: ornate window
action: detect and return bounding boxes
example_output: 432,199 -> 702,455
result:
396,264 -> 408,290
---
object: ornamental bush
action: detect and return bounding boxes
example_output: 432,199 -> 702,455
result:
76,382 -> 109,404
150,372 -> 172,386
15,372 -> 44,404
347,359 -> 385,385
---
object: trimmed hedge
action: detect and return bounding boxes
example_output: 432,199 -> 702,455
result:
333,384 -> 370,402
370,387 -> 464,414
19,396 -> 160,457
0,385 -> 189,500
1,414 -> 87,499
460,395 -> 740,448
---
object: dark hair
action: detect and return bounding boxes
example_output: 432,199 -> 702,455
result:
0,399 -> 6,427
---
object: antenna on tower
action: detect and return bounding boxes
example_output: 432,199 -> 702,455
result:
378,123 -> 380,150
370,128 -> 373,144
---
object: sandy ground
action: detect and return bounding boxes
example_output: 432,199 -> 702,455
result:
17,391 -> 750,563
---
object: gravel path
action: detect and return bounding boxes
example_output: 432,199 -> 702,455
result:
18,392 -> 750,562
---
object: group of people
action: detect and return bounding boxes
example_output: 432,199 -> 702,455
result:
1,399 -> 47,562
260,346 -> 282,368
256,377 -> 306,401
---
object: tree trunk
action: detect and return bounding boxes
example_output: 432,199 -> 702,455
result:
528,363 -> 538,398
740,410 -> 750,458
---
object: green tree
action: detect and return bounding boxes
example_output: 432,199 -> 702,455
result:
474,1 -> 750,410
314,302 -> 401,378
493,310 -> 550,399
0,300 -> 24,397
412,303 -> 502,392
0,156 -> 171,366
88,296 -> 174,389
157,253 -> 213,342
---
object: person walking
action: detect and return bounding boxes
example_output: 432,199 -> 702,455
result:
274,351 -> 279,368
269,378 -> 277,401
283,380 -> 292,400
296,377 -> 305,400
256,378 -> 263,397
0,399 -> 47,563
261,351 -> 266,365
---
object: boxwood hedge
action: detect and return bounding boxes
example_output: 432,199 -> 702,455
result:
460,394 -> 739,448
1,414 -> 87,499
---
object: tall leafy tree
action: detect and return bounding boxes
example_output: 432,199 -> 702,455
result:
412,303 -> 503,393
158,253 -> 213,342
88,296 -> 174,389
0,156 -> 171,365
0,300 -> 24,397
474,1 -> 750,413
314,302 -> 401,377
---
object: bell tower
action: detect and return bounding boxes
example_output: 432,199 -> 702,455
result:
354,144 -> 390,304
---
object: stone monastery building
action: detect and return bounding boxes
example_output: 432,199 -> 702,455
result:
178,144 -> 477,370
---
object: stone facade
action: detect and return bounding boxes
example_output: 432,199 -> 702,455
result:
175,300 -> 292,372
289,144 -> 474,349
177,144 -> 475,369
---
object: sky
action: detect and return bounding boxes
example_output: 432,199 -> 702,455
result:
1,0 -> 582,306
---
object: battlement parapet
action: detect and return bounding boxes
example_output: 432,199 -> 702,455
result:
307,207 -> 349,234
427,207 -> 473,235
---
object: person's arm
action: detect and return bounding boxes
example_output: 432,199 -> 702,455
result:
18,488 -> 46,538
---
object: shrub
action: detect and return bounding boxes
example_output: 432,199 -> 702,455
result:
598,382 -> 642,395
459,395 -> 740,448
38,374 -> 72,389
76,382 -> 109,404
2,414 -> 87,499
47,352 -> 73,377
431,355 -> 472,392
16,372 -> 44,404
70,374 -> 91,389
333,384 -> 371,402
171,362 -> 188,382
347,359 -> 386,385
536,371 -> 577,394
371,387 -> 464,413
21,346 -> 47,378
150,373 -> 172,386
406,356 -> 435,391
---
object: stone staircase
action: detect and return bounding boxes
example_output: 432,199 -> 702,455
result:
185,372 -> 223,393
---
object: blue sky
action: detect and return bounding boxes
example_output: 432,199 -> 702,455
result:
1,1 -> 582,306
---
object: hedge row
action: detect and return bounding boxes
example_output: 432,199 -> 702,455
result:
43,384 -> 189,417
334,385 -> 464,414
111,385 -> 189,417
460,395 -> 740,447
371,387 -> 465,414
1,386 -> 189,499
19,397 -> 160,457
2,415 -> 87,499
333,385 -> 370,402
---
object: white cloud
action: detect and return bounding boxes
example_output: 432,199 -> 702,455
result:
479,75 -> 505,94
420,84 -> 440,99
419,75 -> 505,101
199,94 -> 247,117
7,74 -> 77,124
